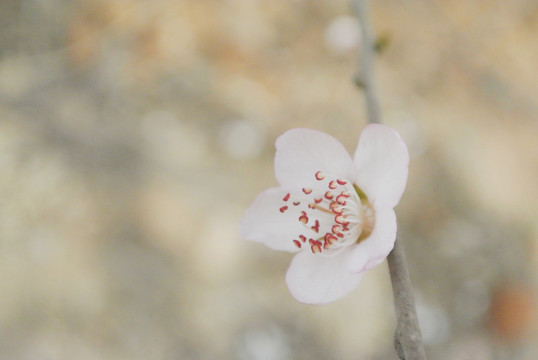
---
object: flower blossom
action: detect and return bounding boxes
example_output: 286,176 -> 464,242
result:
240,124 -> 409,304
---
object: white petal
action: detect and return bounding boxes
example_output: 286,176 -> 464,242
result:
353,124 -> 409,207
347,203 -> 397,273
275,128 -> 355,187
285,249 -> 364,304
240,187 -> 308,252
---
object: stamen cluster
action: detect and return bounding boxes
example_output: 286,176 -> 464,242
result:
279,171 -> 362,254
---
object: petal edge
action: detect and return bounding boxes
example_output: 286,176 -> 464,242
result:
239,187 -> 303,253
353,124 -> 409,207
275,128 -> 355,187
286,249 -> 363,304
347,203 -> 397,273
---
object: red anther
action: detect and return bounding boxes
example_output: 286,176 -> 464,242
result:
336,194 -> 348,205
311,243 -> 322,254
302,188 -> 312,195
279,206 -> 288,213
324,233 -> 337,245
311,220 -> 320,233
309,239 -> 322,254
330,202 -> 343,214
328,180 -> 337,189
299,211 -> 309,224
324,191 -> 334,200
332,224 -> 343,236
335,214 -> 348,225
293,201 -> 300,206
337,179 -> 347,185
293,240 -> 302,248
283,193 -> 290,201
299,235 -> 306,242
314,197 -> 323,204
315,171 -> 325,181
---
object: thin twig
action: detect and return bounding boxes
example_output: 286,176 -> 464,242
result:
351,1 -> 427,359
352,0 -> 381,124
387,239 -> 427,360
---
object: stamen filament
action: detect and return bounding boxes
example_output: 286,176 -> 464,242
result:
309,203 -> 334,215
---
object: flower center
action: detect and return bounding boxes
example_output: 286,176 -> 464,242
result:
279,171 -> 375,255
354,184 -> 375,242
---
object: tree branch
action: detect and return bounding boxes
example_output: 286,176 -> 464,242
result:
351,1 -> 427,359
352,0 -> 381,124
387,239 -> 427,360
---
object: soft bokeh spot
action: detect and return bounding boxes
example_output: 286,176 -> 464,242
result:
324,15 -> 361,55
219,119 -> 266,160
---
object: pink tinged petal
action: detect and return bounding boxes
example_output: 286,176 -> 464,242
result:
274,128 -> 355,188
285,249 -> 364,305
353,124 -> 409,207
347,203 -> 397,273
239,187 -> 305,253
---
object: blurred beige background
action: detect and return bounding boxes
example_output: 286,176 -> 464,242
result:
0,0 -> 537,359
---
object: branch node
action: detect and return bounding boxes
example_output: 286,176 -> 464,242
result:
353,74 -> 366,88
374,33 -> 391,54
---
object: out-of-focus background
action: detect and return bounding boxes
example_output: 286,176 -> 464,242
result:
1,0 -> 537,359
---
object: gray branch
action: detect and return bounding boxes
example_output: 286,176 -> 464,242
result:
351,1 -> 427,359
353,0 -> 382,124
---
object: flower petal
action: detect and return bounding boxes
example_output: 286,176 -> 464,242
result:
285,249 -> 364,304
353,124 -> 409,207
347,202 -> 397,273
275,128 -> 354,187
240,187 -> 308,252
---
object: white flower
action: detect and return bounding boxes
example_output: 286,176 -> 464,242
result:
240,124 -> 409,304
